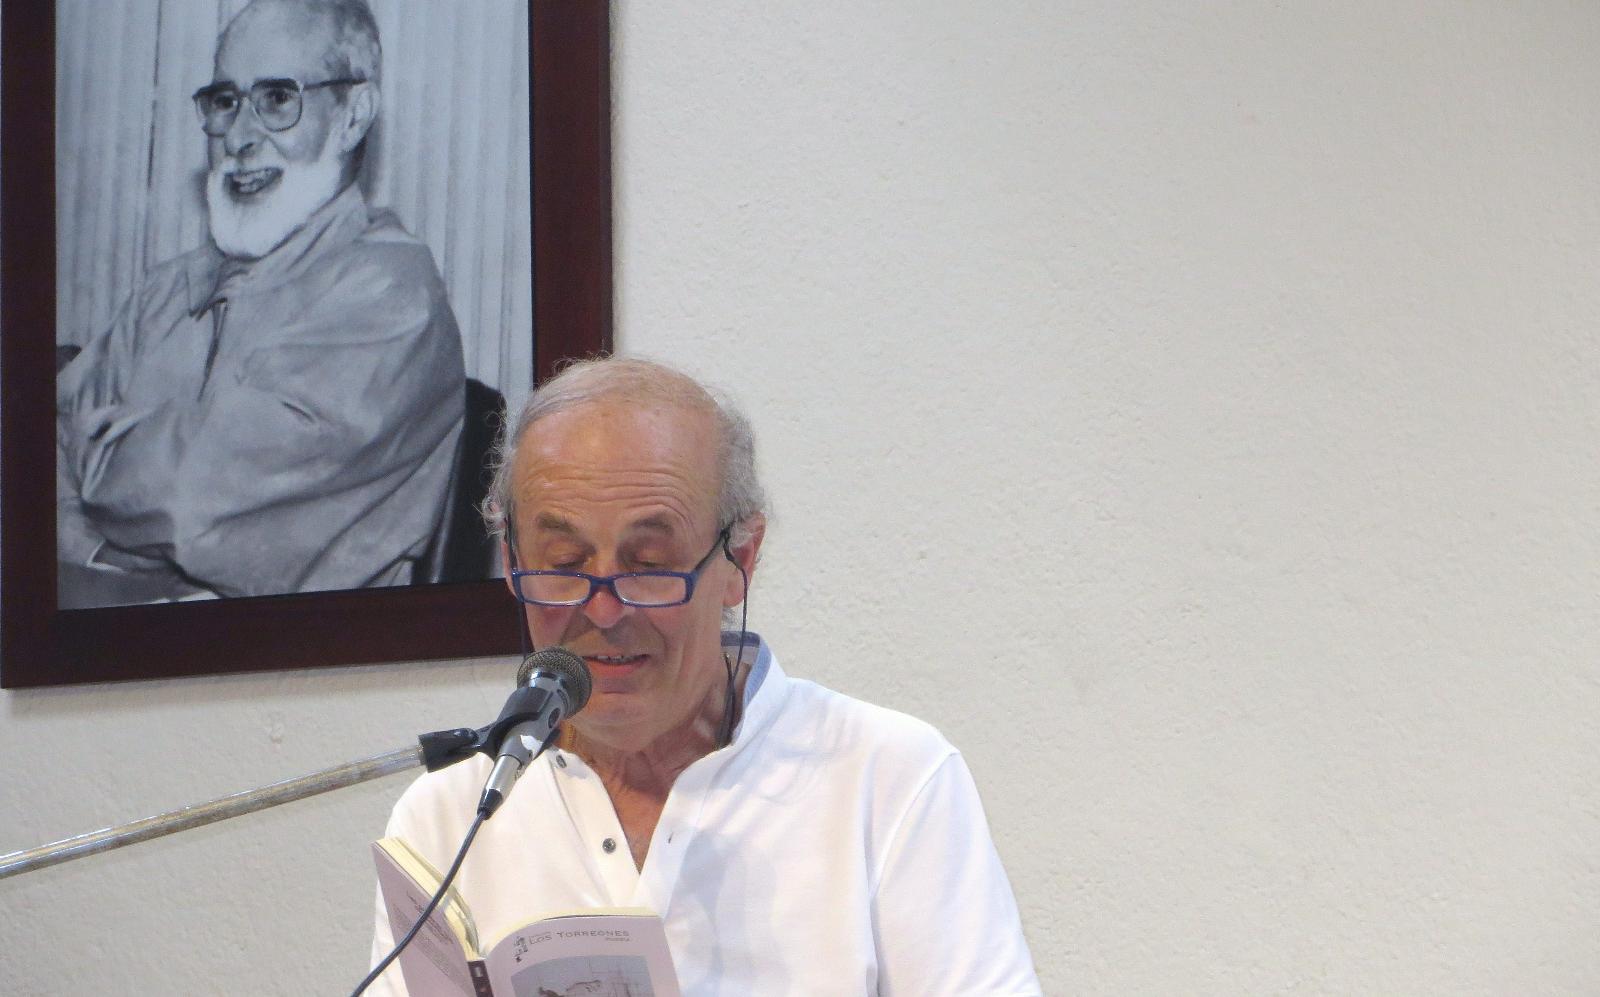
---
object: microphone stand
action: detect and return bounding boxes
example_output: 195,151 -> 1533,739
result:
0,726 -> 484,882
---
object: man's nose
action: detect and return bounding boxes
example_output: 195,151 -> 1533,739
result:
223,99 -> 267,158
580,582 -> 631,629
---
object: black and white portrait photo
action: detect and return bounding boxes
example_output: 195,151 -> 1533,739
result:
54,0 -> 533,610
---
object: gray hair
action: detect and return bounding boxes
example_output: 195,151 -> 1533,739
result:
483,357 -> 768,549
316,0 -> 381,86
225,0 -> 382,86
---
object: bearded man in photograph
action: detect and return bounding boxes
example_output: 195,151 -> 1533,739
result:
56,0 -> 464,606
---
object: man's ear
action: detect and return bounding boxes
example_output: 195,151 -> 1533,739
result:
500,538 -> 517,597
720,514 -> 766,609
338,82 -> 378,154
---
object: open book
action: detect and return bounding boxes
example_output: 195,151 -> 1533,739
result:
372,837 -> 681,997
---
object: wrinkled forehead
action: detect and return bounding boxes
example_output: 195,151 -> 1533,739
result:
214,4 -> 336,85
510,400 -> 723,531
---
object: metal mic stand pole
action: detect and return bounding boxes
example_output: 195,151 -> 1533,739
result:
0,726 -> 483,882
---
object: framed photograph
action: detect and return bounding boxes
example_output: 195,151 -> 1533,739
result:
1,0 -> 612,687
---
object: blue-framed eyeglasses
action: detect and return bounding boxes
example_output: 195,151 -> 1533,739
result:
508,526 -> 731,608
192,76 -> 366,136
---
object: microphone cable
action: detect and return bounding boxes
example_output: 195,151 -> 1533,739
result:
352,648 -> 585,995
349,809 -> 486,996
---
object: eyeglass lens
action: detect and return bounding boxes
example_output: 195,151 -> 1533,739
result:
517,573 -> 690,607
194,81 -> 304,135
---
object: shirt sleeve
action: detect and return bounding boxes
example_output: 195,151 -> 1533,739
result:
872,752 -> 1042,996
366,770 -> 478,997
365,791 -> 432,997
63,252 -> 464,596
57,421 -> 104,568
366,881 -> 410,997
57,285 -> 146,568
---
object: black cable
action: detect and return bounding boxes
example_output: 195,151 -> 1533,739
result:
719,653 -> 737,747
350,810 -> 488,996
720,537 -> 753,748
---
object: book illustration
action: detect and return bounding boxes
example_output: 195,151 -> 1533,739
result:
511,954 -> 655,997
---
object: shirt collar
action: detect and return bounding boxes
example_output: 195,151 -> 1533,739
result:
185,182 -> 370,315
720,630 -> 782,745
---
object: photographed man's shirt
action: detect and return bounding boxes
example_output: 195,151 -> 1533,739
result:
57,184 -> 465,602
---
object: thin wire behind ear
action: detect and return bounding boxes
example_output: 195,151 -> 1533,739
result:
722,532 -> 749,595
721,527 -> 753,748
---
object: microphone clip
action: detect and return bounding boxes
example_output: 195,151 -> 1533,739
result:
416,726 -> 489,772
416,672 -> 576,772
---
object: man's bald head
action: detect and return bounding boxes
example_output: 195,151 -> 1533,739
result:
219,0 -> 381,87
486,358 -> 769,549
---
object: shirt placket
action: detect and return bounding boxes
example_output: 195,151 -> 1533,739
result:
636,642 -> 773,916
628,768 -> 704,917
546,749 -> 640,905
200,300 -> 228,398
196,261 -> 250,398
630,740 -> 751,919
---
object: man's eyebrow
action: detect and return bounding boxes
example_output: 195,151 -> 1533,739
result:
528,513 -> 681,536
202,77 -> 297,91
625,515 -> 678,536
531,513 -> 577,535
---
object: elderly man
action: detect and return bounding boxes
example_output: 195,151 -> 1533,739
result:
369,358 -> 1040,995
56,0 -> 463,607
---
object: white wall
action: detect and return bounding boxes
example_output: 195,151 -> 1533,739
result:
5,2 -> 1600,993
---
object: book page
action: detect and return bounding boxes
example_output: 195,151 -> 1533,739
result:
371,841 -> 482,997
483,912 -> 681,997
375,837 -> 481,953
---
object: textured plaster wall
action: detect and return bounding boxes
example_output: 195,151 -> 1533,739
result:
4,2 -> 1600,994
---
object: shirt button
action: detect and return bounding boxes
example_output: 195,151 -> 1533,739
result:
555,754 -> 567,769
602,837 -> 617,854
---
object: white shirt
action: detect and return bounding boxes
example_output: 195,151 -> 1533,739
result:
369,634 -> 1040,996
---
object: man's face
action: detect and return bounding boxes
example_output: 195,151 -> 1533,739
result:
204,5 -> 353,257
507,400 -> 747,752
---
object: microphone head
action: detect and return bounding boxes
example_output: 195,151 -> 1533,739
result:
516,646 -> 593,714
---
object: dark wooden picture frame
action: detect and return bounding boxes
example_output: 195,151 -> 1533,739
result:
0,1 -> 612,688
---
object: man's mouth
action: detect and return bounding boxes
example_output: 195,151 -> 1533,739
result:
583,653 -> 648,668
226,167 -> 282,198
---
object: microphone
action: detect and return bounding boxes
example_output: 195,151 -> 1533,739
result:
476,647 -> 592,818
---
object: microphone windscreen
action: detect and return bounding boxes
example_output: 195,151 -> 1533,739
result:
516,647 -> 593,713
